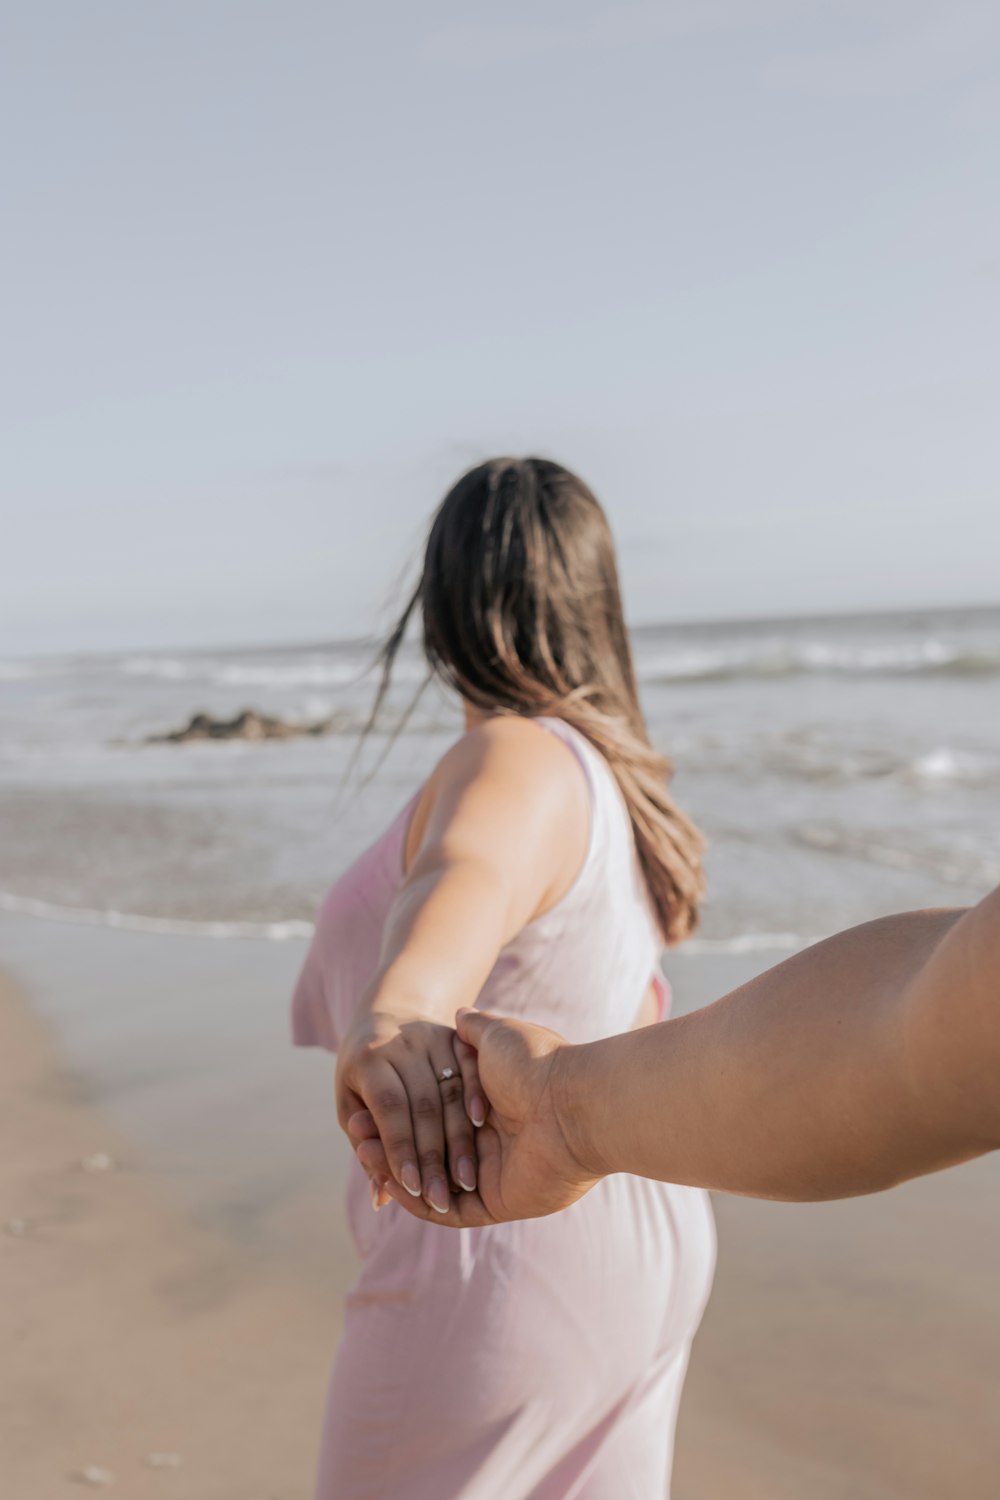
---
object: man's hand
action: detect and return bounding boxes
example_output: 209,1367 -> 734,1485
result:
350,1009 -> 604,1226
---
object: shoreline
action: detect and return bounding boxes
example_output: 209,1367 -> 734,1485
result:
0,884 -> 814,956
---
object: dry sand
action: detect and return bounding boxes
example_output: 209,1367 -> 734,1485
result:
1,970 -> 341,1500
675,1168 -> 1000,1500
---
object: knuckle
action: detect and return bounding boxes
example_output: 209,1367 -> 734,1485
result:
412,1093 -> 441,1122
386,1133 -> 414,1159
439,1078 -> 465,1107
373,1086 -> 405,1117
419,1147 -> 445,1171
449,1132 -> 474,1161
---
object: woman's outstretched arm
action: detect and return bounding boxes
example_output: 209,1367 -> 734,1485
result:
353,884 -> 1000,1222
335,716 -> 588,1214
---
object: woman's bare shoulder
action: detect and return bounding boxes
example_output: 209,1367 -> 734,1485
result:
434,715 -> 587,806
404,716 -> 589,879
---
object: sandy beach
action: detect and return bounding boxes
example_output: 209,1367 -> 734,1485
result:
1,965 -> 341,1499
4,914 -> 1000,1498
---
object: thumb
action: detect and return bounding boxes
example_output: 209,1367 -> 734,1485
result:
455,1006 -> 496,1051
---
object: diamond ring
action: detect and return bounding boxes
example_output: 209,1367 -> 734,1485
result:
437,1067 -> 457,1083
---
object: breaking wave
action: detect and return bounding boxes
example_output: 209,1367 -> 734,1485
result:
642,639 -> 1000,684
119,653 -> 429,689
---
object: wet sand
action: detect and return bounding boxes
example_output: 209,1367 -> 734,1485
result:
3,918 -> 1000,1498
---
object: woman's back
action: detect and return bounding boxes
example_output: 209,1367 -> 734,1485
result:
292,718 -> 715,1499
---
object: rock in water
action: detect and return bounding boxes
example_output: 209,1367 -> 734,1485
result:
143,707 -> 340,744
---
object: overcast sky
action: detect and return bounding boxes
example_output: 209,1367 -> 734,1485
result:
2,1 -> 998,656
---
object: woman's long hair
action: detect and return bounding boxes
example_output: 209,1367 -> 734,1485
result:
367,456 -> 706,945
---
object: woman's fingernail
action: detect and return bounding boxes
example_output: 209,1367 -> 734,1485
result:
426,1177 -> 450,1214
470,1097 -> 486,1128
370,1179 -> 382,1213
400,1162 -> 422,1197
457,1156 -> 476,1192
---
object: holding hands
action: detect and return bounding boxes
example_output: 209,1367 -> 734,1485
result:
335,1008 -> 487,1214
344,1009 -> 602,1227
344,887 -> 1000,1217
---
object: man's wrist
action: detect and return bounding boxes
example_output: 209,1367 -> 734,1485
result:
548,1040 -> 615,1184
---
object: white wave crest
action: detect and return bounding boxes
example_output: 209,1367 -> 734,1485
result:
637,637 -> 1000,684
213,662 -> 362,688
797,640 -> 955,673
910,748 -> 963,781
902,747 -> 1000,787
121,656 -> 195,681
119,652 -> 429,691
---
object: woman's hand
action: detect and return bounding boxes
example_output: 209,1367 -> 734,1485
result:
335,1009 -> 486,1214
349,1009 -> 605,1226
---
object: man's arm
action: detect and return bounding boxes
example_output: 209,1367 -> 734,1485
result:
555,888 -> 1000,1201
351,885 -> 1000,1221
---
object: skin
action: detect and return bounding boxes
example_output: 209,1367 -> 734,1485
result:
352,882 -> 1000,1224
335,705 -> 645,1215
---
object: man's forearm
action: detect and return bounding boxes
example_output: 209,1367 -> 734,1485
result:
557,891 -> 1000,1201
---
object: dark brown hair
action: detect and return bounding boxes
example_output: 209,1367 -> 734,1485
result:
368,456 -> 706,944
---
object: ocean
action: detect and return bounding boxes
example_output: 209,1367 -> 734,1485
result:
2,603 -> 998,952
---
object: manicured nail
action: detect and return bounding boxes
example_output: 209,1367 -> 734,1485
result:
470,1097 -> 486,1128
370,1179 -> 382,1213
400,1162 -> 422,1197
426,1177 -> 450,1214
456,1156 -> 476,1192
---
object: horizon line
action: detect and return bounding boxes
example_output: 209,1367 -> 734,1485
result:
7,598 -> 999,666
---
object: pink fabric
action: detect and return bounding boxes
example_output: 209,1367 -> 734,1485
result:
292,719 -> 714,1499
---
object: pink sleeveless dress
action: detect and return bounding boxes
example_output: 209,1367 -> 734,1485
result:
291,718 -> 715,1499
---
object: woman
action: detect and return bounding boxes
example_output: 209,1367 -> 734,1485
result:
291,457 -> 716,1499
